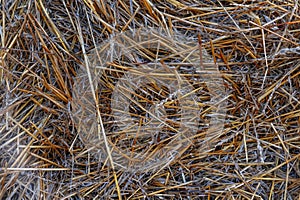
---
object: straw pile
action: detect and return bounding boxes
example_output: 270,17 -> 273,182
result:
1,0 -> 299,199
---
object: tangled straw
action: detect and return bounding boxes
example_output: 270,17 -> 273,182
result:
71,28 -> 227,172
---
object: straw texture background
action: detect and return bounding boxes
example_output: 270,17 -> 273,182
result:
0,0 -> 299,199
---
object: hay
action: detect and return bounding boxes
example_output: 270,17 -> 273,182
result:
0,0 -> 300,199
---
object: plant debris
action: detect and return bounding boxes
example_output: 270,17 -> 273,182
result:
0,0 -> 299,199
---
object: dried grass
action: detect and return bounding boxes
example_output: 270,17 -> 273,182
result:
0,0 -> 300,199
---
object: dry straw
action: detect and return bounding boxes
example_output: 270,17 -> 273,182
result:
71,28 -> 226,173
0,0 -> 300,199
